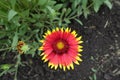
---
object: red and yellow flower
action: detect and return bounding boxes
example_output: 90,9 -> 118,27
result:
39,27 -> 83,71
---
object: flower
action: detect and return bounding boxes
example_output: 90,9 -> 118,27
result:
17,41 -> 29,54
39,27 -> 83,71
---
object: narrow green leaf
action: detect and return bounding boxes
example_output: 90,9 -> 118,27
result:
47,6 -> 56,18
83,9 -> 90,18
72,0 -> 78,9
35,22 -> 44,27
91,68 -> 97,73
64,18 -> 71,24
77,6 -> 82,16
0,64 -> 12,70
20,9 -> 29,18
104,0 -> 112,9
82,0 -> 88,9
89,76 -> 93,80
0,71 -> 7,77
10,0 -> 16,9
78,0 -> 82,3
93,74 -> 97,80
47,6 -> 55,14
47,0 -> 56,6
65,8 -> 71,17
8,9 -> 17,21
38,0 -> 48,6
93,0 -> 104,12
54,4 -> 63,11
68,9 -> 77,17
11,32 -> 18,50
74,18 -> 83,25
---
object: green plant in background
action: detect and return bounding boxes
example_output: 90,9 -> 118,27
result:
0,0 -> 112,54
0,64 -> 14,76
58,0 -> 112,18
89,68 -> 98,80
0,54 -> 23,80
0,0 -> 61,54
0,41 -> 28,80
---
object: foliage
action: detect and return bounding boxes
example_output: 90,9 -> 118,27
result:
58,0 -> 112,18
89,68 -> 98,80
0,0 -> 64,55
0,0 -> 112,54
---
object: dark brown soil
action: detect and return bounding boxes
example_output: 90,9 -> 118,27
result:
0,0 -> 120,80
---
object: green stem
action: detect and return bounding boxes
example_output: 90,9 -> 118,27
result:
0,15 -> 7,18
68,15 -> 79,19
0,47 -> 12,51
14,54 -> 21,80
87,2 -> 94,9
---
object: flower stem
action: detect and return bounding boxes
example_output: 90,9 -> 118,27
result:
0,47 -> 12,51
14,54 -> 21,80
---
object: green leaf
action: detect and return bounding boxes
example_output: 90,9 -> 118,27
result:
82,0 -> 90,18
35,22 -> 44,28
54,4 -> 63,11
19,24 -> 28,36
93,74 -> 97,80
89,76 -> 93,80
65,8 -> 71,17
47,6 -> 56,18
38,0 -> 48,6
82,0 -> 88,9
0,64 -> 12,70
47,6 -> 55,14
64,18 -> 71,24
104,0 -> 112,9
72,0 -> 78,9
93,0 -> 104,12
20,9 -> 29,18
11,32 -> 18,50
8,9 -> 17,21
68,9 -> 77,17
74,18 -> 83,25
77,6 -> 82,16
10,0 -> 16,9
78,0 -> 82,3
47,0 -> 56,6
91,68 -> 97,73
12,16 -> 21,26
83,9 -> 90,18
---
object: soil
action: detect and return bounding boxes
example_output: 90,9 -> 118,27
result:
0,0 -> 120,80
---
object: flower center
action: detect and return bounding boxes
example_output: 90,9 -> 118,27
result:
52,40 -> 69,54
56,41 -> 64,50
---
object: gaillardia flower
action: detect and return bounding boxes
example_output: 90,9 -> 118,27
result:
39,27 -> 83,71
17,41 -> 29,54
